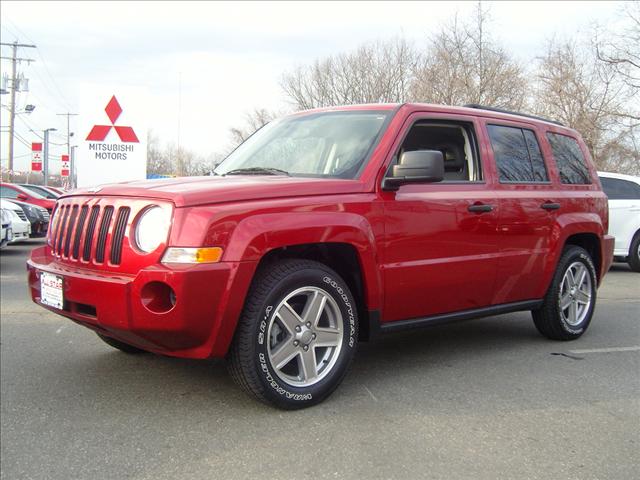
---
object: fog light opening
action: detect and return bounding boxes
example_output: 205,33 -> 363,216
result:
140,282 -> 176,313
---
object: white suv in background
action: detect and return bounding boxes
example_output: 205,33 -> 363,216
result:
598,172 -> 640,272
0,199 -> 31,243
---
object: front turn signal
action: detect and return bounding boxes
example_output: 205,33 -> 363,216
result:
161,247 -> 223,264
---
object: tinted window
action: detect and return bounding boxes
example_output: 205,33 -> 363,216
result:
600,177 -> 640,200
547,133 -> 591,184
523,130 -> 548,182
488,125 -> 549,182
0,186 -> 19,199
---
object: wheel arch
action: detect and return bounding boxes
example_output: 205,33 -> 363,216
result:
254,242 -> 375,341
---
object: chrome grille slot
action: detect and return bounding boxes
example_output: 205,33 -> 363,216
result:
72,206 -> 89,259
83,206 -> 100,262
15,210 -> 28,221
55,206 -> 70,255
95,206 -> 114,263
110,207 -> 130,265
63,205 -> 79,258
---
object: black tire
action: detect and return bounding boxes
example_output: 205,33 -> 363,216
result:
532,245 -> 597,340
97,333 -> 146,354
628,233 -> 640,273
228,259 -> 358,409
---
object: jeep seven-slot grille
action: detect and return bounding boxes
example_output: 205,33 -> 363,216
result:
51,203 -> 130,265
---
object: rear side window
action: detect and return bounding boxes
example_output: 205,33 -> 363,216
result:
600,177 -> 640,200
487,125 -> 549,182
0,186 -> 19,199
546,133 -> 592,184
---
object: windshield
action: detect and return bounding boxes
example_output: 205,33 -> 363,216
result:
215,111 -> 390,179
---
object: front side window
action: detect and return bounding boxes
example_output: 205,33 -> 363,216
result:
547,133 -> 592,184
394,121 -> 482,182
215,111 -> 390,179
487,124 -> 549,183
600,177 -> 640,200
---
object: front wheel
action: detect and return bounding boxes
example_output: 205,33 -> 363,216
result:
228,259 -> 358,409
532,246 -> 597,340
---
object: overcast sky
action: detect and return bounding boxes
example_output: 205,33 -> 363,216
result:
0,0 -> 628,173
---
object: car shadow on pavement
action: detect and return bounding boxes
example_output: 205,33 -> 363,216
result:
22,311 -> 547,413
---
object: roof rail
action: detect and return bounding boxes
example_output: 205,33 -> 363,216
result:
463,104 -> 564,126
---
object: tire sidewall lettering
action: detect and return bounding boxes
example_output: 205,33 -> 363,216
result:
254,271 -> 356,402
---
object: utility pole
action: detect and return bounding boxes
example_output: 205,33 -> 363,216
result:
57,112 -> 78,186
1,41 -> 36,182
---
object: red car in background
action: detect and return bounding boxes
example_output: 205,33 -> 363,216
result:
45,186 -> 67,196
0,183 -> 56,212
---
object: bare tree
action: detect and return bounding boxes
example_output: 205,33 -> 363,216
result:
595,2 -> 640,91
534,38 -> 639,173
146,130 -> 174,176
281,37 -> 418,109
229,108 -> 278,145
410,4 -> 527,109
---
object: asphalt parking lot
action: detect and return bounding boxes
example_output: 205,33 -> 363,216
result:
1,239 -> 638,480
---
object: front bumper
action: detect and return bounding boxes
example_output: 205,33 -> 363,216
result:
27,246 -> 255,358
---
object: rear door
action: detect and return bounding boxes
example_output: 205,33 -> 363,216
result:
483,121 -> 558,304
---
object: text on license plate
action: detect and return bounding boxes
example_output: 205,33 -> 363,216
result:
40,271 -> 64,310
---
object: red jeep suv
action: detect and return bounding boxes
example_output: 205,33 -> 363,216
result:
27,104 -> 614,409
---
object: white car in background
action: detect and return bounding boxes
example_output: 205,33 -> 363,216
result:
598,171 -> 640,272
0,199 -> 31,243
1,208 -> 11,249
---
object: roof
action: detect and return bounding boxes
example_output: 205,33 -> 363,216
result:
293,103 -> 571,130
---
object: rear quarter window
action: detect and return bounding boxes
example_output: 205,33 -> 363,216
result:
600,177 -> 640,200
546,133 -> 592,184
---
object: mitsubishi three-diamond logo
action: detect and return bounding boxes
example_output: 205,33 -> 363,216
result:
86,95 -> 139,142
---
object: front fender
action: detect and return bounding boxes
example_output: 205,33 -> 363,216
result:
225,212 -> 382,310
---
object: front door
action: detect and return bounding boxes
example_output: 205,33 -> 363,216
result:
381,114 -> 501,322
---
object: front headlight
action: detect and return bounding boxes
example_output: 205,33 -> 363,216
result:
134,206 -> 171,253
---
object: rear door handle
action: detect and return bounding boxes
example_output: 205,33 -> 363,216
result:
467,204 -> 494,213
541,202 -> 561,211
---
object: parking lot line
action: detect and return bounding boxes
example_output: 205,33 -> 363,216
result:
568,346 -> 640,354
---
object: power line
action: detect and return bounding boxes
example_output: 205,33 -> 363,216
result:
4,18 -> 74,111
1,40 -> 36,182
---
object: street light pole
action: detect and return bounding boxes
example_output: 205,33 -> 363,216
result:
43,128 -> 57,186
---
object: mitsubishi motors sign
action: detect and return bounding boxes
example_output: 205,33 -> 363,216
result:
78,86 -> 147,188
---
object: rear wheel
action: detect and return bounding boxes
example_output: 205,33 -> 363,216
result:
532,246 -> 597,340
228,259 -> 358,409
96,333 -> 146,354
628,233 -> 640,273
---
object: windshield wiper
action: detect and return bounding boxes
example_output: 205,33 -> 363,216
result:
223,167 -> 290,176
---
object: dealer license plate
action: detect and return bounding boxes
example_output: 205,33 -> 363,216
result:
40,271 -> 64,310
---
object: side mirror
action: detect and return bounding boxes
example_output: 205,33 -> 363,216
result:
17,193 -> 28,201
382,150 -> 444,190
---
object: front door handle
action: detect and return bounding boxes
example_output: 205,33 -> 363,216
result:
541,202 -> 561,211
467,204 -> 494,213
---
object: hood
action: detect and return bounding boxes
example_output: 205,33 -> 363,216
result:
0,199 -> 23,213
64,175 -> 368,207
